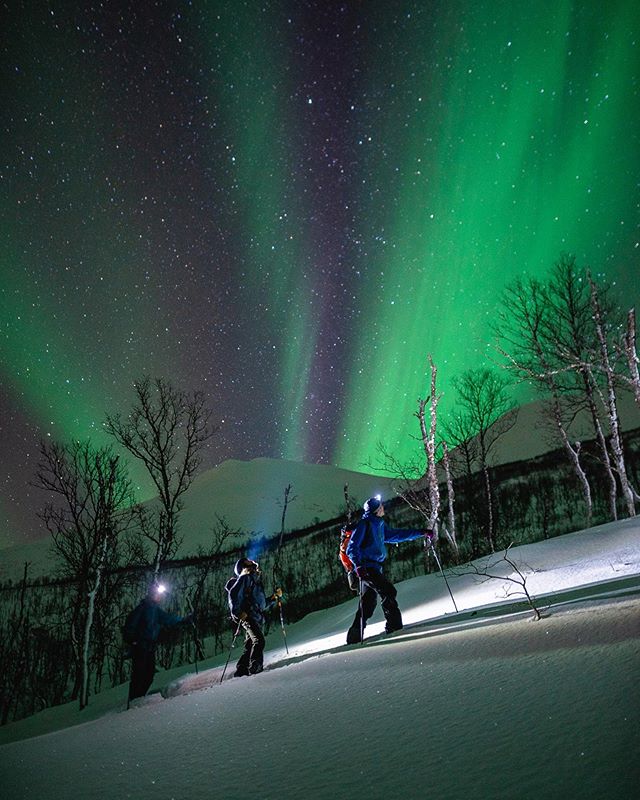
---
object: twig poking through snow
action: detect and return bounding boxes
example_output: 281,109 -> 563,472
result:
453,544 -> 543,620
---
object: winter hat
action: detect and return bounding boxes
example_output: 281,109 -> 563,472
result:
364,495 -> 382,513
234,558 -> 258,576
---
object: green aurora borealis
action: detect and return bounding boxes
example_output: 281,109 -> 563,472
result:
337,0 -> 640,463
1,0 -> 639,544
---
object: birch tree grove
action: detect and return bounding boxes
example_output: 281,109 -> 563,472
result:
496,256 -> 639,525
35,440 -> 136,709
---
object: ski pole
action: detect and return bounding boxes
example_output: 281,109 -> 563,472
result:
276,597 -> 289,654
358,577 -> 364,645
220,618 -> 243,684
429,541 -> 459,613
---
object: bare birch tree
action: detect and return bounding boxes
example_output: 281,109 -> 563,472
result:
105,376 -> 216,576
545,257 -> 619,518
35,440 -> 136,709
623,308 -> 640,409
416,355 -> 441,533
272,484 -> 296,591
440,442 -> 458,559
373,357 -> 448,561
413,356 -> 461,557
495,276 -> 593,526
588,273 -> 637,516
443,410 -> 480,555
449,368 -> 517,552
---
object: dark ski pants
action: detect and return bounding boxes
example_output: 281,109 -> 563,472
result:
234,618 -> 265,676
347,570 -> 402,643
129,645 -> 156,701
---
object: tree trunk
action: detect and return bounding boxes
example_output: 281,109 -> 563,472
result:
583,374 -> 617,521
590,276 -> 636,517
624,308 -> 640,409
551,397 -> 593,527
482,464 -> 495,553
425,357 -> 441,530
80,536 -> 108,710
441,443 -> 458,557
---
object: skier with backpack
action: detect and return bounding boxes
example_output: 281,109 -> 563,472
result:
344,495 -> 433,644
225,558 -> 283,677
123,582 -> 194,703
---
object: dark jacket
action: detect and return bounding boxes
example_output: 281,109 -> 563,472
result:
123,598 -> 187,652
345,512 -> 423,572
225,567 -> 272,625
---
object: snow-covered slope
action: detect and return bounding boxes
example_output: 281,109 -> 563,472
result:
3,391 -> 637,581
165,456 -> 398,549
0,457 -> 397,581
1,519 -> 638,799
465,390 -> 639,468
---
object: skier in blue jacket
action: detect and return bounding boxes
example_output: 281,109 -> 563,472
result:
345,495 -> 431,644
124,583 -> 193,702
225,558 -> 282,677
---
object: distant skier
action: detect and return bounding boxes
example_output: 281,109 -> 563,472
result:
345,496 -> 432,644
123,583 -> 193,702
225,558 -> 282,677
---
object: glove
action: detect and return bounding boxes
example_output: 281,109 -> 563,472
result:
424,530 -> 436,544
354,565 -> 371,581
239,611 -> 248,621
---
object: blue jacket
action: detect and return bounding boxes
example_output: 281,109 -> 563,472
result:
225,571 -> 272,625
124,598 -> 187,651
345,512 -> 423,572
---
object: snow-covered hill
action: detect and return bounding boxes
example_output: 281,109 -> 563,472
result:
1,519 -> 638,799
467,390 -> 639,468
0,458 -> 397,581
3,391 -> 637,582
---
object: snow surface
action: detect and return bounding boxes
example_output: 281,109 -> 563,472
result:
1,519 -> 639,799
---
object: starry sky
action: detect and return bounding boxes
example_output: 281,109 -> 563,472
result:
2,0 -> 639,546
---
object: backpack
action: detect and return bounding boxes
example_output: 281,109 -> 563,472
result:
339,525 -> 355,573
339,521 -> 368,592
122,603 -> 143,645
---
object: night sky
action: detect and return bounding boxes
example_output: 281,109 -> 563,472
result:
2,0 -> 639,546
